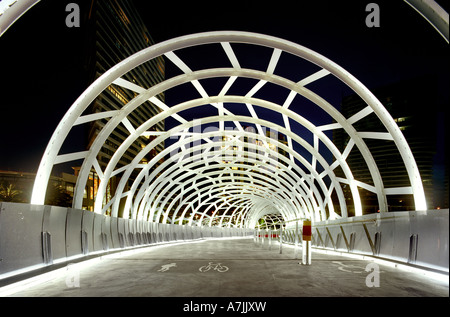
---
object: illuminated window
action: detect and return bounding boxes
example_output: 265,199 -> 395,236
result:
107,85 -> 129,104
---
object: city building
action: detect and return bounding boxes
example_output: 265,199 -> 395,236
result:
0,170 -> 77,207
83,0 -> 165,214
333,76 -> 447,214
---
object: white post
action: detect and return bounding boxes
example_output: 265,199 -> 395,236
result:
261,229 -> 264,247
269,229 -> 272,250
279,227 -> 283,254
301,220 -> 312,265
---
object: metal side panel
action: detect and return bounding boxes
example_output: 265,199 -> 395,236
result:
326,226 -> 341,250
127,219 -> 135,246
0,202 -> 45,275
158,223 -> 167,241
390,213 -> 411,262
101,215 -> 111,251
376,216 -> 395,259
172,224 -> 178,241
351,223 -> 373,255
166,224 -> 173,241
145,221 -> 153,244
92,213 -> 104,252
184,225 -> 191,240
412,210 -> 449,270
155,223 -> 162,242
42,205 -> 68,262
65,208 -> 83,258
118,218 -> 127,248
191,226 -> 197,239
81,210 -> 95,255
109,217 -> 120,249
137,220 -> 144,242
136,220 -> 145,244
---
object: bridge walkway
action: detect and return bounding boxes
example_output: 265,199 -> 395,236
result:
2,238 -> 448,297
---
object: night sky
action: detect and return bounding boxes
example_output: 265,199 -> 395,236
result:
0,0 -> 448,179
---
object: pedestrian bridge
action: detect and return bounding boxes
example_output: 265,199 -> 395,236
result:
0,201 -> 448,298
0,0 -> 448,298
0,225 -> 448,298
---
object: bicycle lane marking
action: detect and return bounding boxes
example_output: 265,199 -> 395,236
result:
154,261 -> 230,273
199,262 -> 229,273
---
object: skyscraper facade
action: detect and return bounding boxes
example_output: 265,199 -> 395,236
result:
83,0 -> 165,213
334,77 -> 445,214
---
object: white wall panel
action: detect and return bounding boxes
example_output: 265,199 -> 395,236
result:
65,208 -> 83,258
93,213 -> 104,252
42,205 -> 68,261
0,203 -> 45,275
81,210 -> 95,255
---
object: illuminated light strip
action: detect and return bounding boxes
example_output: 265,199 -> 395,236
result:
0,263 -> 46,282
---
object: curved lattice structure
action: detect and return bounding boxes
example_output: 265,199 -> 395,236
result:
28,31 -> 428,229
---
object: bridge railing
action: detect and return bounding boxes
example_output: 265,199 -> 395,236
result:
0,202 -> 254,281
310,210 -> 449,272
261,210 -> 448,273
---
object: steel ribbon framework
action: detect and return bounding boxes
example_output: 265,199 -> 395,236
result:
27,31 -> 428,229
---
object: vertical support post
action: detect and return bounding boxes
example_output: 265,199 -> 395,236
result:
261,229 -> 264,246
302,220 -> 312,265
279,226 -> 283,254
269,229 -> 272,250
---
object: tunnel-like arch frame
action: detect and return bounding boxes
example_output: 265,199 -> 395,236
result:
30,31 -> 428,228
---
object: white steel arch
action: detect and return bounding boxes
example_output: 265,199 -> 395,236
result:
30,31 -> 428,229
108,120 -> 339,221
136,147 -> 313,223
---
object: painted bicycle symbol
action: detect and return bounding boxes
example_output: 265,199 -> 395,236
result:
199,262 -> 229,273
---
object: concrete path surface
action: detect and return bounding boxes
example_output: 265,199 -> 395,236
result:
2,237 -> 448,297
